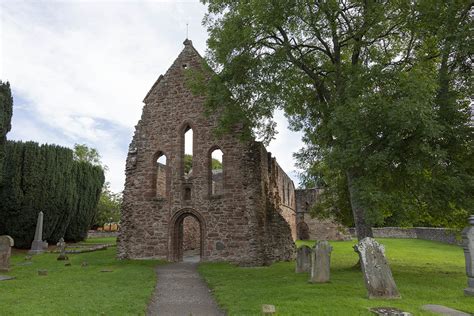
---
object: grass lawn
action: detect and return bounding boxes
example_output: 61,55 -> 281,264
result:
199,238 -> 473,315
0,237 -> 161,315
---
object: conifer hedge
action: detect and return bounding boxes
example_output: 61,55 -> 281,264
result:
0,141 -> 104,248
0,81 -> 13,183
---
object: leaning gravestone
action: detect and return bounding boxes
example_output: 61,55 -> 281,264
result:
462,214 -> 474,296
0,235 -> 14,272
295,245 -> 311,273
354,237 -> 400,299
29,211 -> 48,254
309,241 -> 333,283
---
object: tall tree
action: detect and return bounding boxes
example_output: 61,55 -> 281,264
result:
200,0 -> 473,237
0,81 -> 13,183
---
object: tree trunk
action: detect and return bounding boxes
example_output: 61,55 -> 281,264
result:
346,169 -> 373,240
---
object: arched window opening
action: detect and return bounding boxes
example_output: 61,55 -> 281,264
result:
210,148 -> 223,195
184,127 -> 193,178
156,153 -> 168,198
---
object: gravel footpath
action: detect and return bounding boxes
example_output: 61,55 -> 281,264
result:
146,261 -> 226,316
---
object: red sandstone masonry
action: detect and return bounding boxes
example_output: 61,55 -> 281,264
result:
117,40 -> 295,265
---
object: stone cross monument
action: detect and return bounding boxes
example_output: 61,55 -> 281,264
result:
462,215 -> 474,296
29,211 -> 48,254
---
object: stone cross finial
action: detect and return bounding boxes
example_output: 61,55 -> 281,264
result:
462,215 -> 474,296
29,211 -> 48,254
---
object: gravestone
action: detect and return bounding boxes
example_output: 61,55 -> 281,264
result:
29,211 -> 48,254
262,304 -> 276,315
56,238 -> 68,261
309,241 -> 332,283
462,214 -> 474,296
0,235 -> 14,272
295,245 -> 311,273
354,237 -> 400,299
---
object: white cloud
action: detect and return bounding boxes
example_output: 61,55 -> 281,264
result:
1,0 -> 304,192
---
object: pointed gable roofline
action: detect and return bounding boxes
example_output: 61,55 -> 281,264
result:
143,39 -> 205,103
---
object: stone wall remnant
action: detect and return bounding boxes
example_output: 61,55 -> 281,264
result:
295,189 -> 351,241
354,237 -> 400,299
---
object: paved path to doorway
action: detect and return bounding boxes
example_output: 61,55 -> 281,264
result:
146,261 -> 226,316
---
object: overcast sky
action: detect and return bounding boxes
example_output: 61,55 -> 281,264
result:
0,0 -> 304,192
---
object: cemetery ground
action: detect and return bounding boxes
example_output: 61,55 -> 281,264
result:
199,239 -> 473,315
1,237 -> 162,315
1,237 -> 472,315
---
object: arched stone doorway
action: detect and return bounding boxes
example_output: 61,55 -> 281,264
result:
169,209 -> 205,262
297,221 -> 310,240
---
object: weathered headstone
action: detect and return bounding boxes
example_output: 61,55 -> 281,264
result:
0,235 -> 14,272
56,238 -> 68,261
309,241 -> 332,283
354,237 -> 400,299
295,245 -> 311,273
370,307 -> 412,316
38,269 -> 48,276
29,211 -> 48,254
462,214 -> 474,296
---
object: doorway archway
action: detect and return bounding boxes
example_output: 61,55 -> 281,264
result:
169,209 -> 205,262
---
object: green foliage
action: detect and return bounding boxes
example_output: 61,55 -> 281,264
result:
200,239 -> 470,315
202,0 -> 473,231
94,182 -> 121,227
0,141 -> 105,247
0,81 -> 13,183
184,154 -> 222,174
2,240 -> 162,315
73,143 -> 108,171
65,161 -> 104,242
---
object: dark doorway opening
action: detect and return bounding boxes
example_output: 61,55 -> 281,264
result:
171,211 -> 204,262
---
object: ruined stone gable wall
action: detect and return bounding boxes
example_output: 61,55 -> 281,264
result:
117,41 -> 295,265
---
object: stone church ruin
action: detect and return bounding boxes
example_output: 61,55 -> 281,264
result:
117,40 -> 299,265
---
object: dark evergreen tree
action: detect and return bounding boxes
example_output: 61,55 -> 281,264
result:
0,81 -> 13,183
0,141 -> 104,248
65,161 -> 104,242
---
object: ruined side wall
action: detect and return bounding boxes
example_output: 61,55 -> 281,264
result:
295,189 -> 350,241
250,143 -> 295,265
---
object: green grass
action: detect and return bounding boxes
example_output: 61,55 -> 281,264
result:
199,238 -> 473,315
0,237 -> 162,315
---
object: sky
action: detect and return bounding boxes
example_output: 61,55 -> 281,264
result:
0,0 -> 304,192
